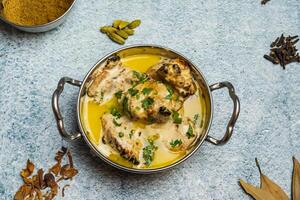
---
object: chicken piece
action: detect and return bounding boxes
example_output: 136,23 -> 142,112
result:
150,116 -> 200,152
101,113 -> 144,164
85,55 -> 139,104
120,79 -> 183,123
102,110 -> 200,165
147,58 -> 196,98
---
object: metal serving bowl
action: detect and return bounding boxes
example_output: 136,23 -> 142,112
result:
0,0 -> 76,32
52,45 -> 240,174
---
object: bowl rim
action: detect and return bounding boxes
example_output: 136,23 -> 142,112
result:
0,0 -> 77,29
76,44 -> 214,174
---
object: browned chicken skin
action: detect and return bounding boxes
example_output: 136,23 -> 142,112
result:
147,58 -> 196,98
102,114 -> 143,164
120,79 -> 183,123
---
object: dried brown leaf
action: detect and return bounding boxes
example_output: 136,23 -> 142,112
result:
44,173 -> 56,188
55,147 -> 67,162
60,164 -> 78,180
14,147 -> 78,200
44,185 -> 58,200
37,168 -> 44,189
44,173 -> 58,200
67,150 -> 74,168
62,184 -> 70,197
49,162 -> 61,176
23,177 -> 33,185
34,189 -> 43,200
27,160 -> 35,174
239,179 -> 277,200
31,169 -> 44,190
255,158 -> 289,200
293,157 -> 300,200
14,185 -> 33,200
20,159 -> 35,179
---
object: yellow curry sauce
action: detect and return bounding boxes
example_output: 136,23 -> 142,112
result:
80,54 -> 208,169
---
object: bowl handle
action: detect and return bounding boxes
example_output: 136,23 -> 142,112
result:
52,77 -> 82,141
206,81 -> 240,145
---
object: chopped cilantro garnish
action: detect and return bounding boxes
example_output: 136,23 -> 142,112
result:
193,114 -> 199,124
147,116 -> 156,124
136,93 -> 140,99
170,139 -> 182,148
132,71 -> 141,79
142,97 -> 154,109
110,107 -> 122,119
114,91 -> 122,99
142,88 -> 153,95
172,111 -> 182,124
143,139 -> 157,166
186,124 -> 195,139
100,91 -> 104,101
118,132 -> 124,138
164,84 -> 174,99
128,88 -> 139,96
132,71 -> 149,87
133,71 -> 148,83
129,130 -> 135,139
113,119 -> 122,127
122,97 -> 130,114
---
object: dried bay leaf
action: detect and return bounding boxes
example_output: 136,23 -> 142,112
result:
293,157 -> 300,200
239,179 -> 277,200
240,158 -> 294,200
255,158 -> 289,200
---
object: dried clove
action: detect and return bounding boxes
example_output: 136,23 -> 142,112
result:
263,34 -> 300,69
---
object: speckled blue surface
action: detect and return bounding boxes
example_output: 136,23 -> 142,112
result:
0,0 -> 300,199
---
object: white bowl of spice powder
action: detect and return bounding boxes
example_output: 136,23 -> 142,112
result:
0,0 -> 76,32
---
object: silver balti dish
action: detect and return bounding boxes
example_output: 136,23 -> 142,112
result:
52,45 -> 240,174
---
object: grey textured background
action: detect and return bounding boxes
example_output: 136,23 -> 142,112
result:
0,0 -> 300,199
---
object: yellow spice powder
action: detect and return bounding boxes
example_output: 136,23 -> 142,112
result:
1,0 -> 73,26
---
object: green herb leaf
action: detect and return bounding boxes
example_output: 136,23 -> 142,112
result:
111,107 -> 122,119
114,91 -> 122,99
100,91 -> 104,101
118,132 -> 124,138
128,88 -> 139,96
122,97 -> 130,115
164,84 -> 174,100
136,93 -> 140,99
142,97 -> 154,109
129,130 -> 135,139
113,119 -> 122,127
170,139 -> 182,148
186,124 -> 195,139
132,71 -> 149,85
193,114 -> 199,124
143,139 -> 157,166
142,88 -> 153,95
147,116 -> 156,124
135,106 -> 141,111
172,111 -> 182,124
